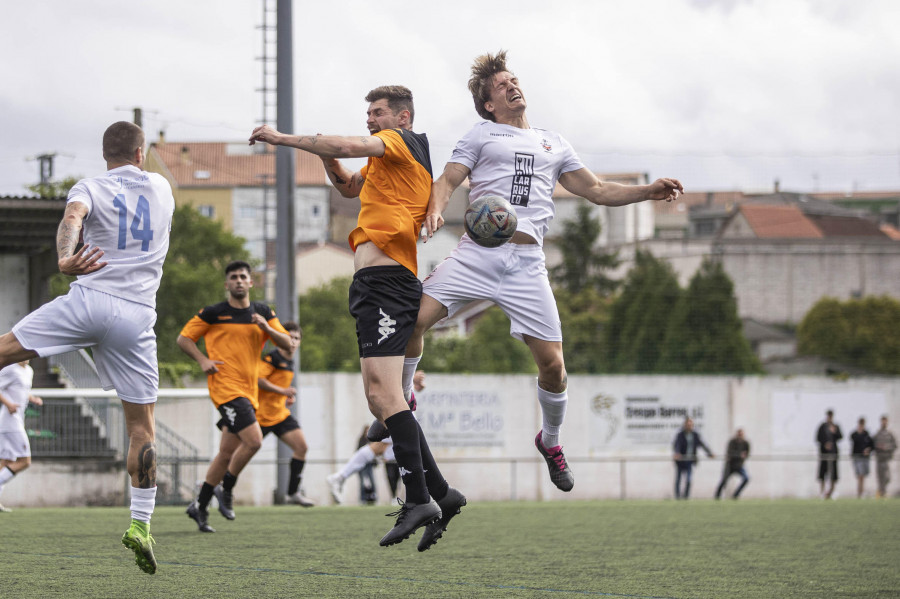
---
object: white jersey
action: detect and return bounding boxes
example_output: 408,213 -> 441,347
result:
0,363 -> 33,433
67,165 -> 175,308
449,121 -> 584,246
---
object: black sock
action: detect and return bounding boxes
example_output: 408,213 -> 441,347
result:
198,482 -> 215,509
223,471 -> 238,493
288,459 -> 305,495
385,410 -> 428,504
416,420 -> 449,501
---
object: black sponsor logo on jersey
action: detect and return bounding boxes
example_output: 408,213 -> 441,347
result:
511,153 -> 534,207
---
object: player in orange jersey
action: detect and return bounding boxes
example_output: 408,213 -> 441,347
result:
177,260 -> 295,532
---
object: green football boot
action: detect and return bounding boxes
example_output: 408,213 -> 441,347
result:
121,519 -> 157,574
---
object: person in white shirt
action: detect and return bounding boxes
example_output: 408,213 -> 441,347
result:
0,361 -> 43,512
407,51 -> 684,493
0,121 -> 174,574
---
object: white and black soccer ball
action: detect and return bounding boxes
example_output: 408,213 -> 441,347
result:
463,195 -> 518,248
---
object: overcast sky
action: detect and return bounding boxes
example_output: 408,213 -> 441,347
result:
2,0 -> 898,196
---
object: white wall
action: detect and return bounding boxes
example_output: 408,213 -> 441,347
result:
10,374 -> 900,508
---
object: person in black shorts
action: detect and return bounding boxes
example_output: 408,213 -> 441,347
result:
816,409 -> 843,499
250,86 -> 465,551
257,321 -> 314,506
177,261 -> 295,531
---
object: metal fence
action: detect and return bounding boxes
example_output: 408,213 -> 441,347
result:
29,389 -> 205,504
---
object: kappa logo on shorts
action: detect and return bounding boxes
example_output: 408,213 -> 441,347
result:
398,466 -> 412,477
223,405 -> 237,425
377,308 -> 397,344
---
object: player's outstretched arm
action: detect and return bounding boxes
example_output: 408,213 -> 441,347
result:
423,162 -> 470,240
249,125 -> 386,159
57,202 -> 107,275
559,168 -> 683,207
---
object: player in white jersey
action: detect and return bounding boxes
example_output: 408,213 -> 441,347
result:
0,361 -> 43,512
406,51 -> 683,493
0,121 -> 174,574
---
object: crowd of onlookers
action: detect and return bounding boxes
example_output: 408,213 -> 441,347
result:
670,411 -> 897,500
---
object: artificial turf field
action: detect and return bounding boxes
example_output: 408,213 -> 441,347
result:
0,499 -> 897,598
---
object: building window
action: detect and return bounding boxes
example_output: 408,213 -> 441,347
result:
311,205 -> 320,217
198,205 -> 215,218
240,205 -> 257,219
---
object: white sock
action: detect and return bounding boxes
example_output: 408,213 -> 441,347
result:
402,355 -> 422,400
0,466 -> 15,494
537,385 -> 568,448
130,486 -> 157,524
339,445 -> 376,479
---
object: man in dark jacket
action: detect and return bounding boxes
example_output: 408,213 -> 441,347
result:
673,418 -> 714,499
715,429 -> 750,499
816,409 -> 843,499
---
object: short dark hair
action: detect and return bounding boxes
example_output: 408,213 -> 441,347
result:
468,50 -> 512,122
282,321 -> 302,336
225,260 -> 251,275
365,85 -> 415,124
102,121 -> 145,163
826,409 -> 834,417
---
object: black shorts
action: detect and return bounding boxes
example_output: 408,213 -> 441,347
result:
818,456 -> 839,481
261,415 -> 301,438
348,265 -> 421,357
216,397 -> 258,434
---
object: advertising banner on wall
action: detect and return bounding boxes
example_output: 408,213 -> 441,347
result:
416,386 -> 506,448
586,378 -> 731,453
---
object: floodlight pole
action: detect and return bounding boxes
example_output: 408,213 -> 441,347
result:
274,0 -> 296,504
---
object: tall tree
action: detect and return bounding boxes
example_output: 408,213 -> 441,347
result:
155,205 -> 256,364
296,277 -> 359,372
420,307 -> 536,374
798,296 -> 900,374
549,203 -> 620,295
605,249 -> 682,372
27,176 -> 81,199
657,258 -> 761,374
557,287 -> 613,373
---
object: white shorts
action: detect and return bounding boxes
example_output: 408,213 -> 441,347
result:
422,237 -> 561,341
12,285 -> 158,404
0,430 -> 31,460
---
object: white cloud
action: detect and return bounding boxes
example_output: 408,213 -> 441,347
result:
1,0 -> 898,194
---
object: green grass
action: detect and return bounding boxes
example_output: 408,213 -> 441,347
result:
1,499 -> 898,598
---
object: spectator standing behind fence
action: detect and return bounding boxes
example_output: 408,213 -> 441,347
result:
873,415 -> 897,498
816,409 -> 843,499
714,428 -> 750,500
672,418 -> 714,499
850,418 -> 874,499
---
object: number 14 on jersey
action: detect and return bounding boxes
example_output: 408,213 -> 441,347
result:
113,193 -> 154,251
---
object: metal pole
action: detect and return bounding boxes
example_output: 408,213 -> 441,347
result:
274,0 -> 296,504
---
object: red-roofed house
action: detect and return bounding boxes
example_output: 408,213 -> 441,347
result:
721,204 -> 823,239
146,140 -> 332,265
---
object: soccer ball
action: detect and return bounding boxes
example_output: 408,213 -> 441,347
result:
463,195 -> 518,248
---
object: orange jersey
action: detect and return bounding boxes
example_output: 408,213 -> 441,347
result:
256,349 -> 294,427
348,128 -> 432,275
179,301 -> 287,408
